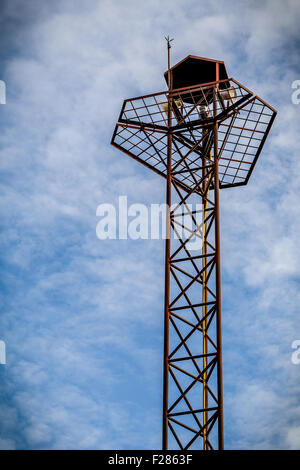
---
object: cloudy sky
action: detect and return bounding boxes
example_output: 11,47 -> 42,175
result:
0,0 -> 300,450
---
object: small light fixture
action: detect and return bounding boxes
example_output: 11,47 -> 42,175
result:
219,86 -> 237,105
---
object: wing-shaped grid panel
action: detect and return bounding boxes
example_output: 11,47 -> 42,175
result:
112,123 -> 213,194
217,96 -> 276,187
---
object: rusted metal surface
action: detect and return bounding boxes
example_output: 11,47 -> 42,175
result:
162,36 -> 173,450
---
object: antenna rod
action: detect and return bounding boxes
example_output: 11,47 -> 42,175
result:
165,36 -> 173,90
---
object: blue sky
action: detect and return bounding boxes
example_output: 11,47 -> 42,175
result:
0,0 -> 300,449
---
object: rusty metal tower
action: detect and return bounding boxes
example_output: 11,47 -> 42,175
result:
111,43 -> 276,450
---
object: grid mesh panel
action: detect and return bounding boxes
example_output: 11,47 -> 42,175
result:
120,80 -> 249,129
112,79 -> 276,189
218,96 -> 275,186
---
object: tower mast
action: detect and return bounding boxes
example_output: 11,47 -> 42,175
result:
111,45 -> 277,450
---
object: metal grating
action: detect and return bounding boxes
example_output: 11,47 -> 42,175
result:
111,78 -> 276,190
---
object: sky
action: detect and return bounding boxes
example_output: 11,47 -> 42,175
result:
0,0 -> 300,450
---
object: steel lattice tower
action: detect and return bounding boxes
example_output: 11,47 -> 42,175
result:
111,47 -> 276,450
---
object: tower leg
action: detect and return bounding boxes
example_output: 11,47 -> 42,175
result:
213,88 -> 224,450
162,127 -> 173,450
